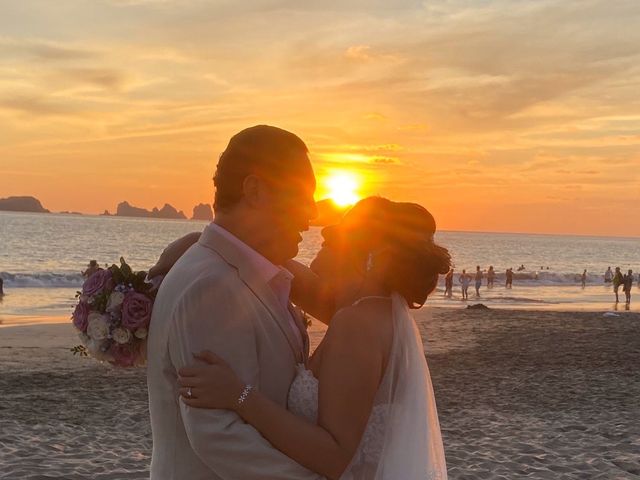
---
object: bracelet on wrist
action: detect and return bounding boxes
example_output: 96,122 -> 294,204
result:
237,384 -> 254,407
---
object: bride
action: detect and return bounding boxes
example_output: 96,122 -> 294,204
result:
156,196 -> 450,479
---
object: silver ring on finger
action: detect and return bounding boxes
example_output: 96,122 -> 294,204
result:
187,387 -> 193,398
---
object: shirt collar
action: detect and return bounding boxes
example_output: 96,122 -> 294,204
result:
209,223 -> 292,285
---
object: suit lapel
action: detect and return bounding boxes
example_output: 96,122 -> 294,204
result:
198,225 -> 303,363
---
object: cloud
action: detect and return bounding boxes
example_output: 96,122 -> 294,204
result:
0,95 -> 78,116
0,38 -> 99,62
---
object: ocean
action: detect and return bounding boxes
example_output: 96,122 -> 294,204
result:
1,211 -> 639,324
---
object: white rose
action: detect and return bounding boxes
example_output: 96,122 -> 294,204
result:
106,291 -> 125,312
112,327 -> 132,345
86,339 -> 113,362
87,313 -> 109,341
134,327 -> 148,339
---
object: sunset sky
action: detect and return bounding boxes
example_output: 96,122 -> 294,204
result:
1,0 -> 639,236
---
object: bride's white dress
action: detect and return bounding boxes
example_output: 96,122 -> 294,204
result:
287,294 -> 448,480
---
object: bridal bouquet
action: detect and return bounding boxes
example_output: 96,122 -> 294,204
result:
71,258 -> 154,367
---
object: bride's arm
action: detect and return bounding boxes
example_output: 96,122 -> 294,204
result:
148,231 -> 201,279
285,260 -> 335,325
178,309 -> 383,480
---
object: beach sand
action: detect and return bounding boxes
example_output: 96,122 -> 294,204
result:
1,308 -> 639,479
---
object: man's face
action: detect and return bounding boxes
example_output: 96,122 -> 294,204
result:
261,155 -> 317,263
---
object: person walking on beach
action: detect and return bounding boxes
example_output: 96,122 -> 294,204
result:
474,266 -> 483,297
444,268 -> 454,298
459,269 -> 471,300
82,260 -> 101,278
581,269 -> 587,289
604,267 -> 613,283
505,268 -> 513,288
613,267 -> 624,302
623,269 -> 633,304
0,276 -> 4,296
487,266 -> 495,288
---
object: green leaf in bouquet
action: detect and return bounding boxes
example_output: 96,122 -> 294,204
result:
93,291 -> 109,312
109,264 -> 125,285
70,345 -> 88,357
132,271 -> 150,292
120,257 -> 133,282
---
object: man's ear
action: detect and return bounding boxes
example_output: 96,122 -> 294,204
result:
241,174 -> 263,208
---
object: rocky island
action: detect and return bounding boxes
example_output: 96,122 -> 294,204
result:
0,196 -> 50,213
114,201 -> 187,220
192,203 -> 214,221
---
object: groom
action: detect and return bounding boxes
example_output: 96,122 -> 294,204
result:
147,125 -> 322,480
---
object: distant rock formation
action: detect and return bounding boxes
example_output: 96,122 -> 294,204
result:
101,210 -> 112,216
192,203 -> 213,221
0,196 -> 49,213
115,201 -> 187,220
311,199 -> 348,226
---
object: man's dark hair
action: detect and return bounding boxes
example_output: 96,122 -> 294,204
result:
213,125 -> 309,212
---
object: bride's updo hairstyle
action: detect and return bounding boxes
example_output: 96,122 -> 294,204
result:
322,197 -> 451,308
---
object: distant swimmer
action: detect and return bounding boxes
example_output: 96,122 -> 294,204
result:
475,266 -> 483,297
505,268 -> 513,288
82,260 -> 101,278
487,266 -> 495,288
581,269 -> 587,288
623,269 -> 633,304
612,267 -> 624,303
604,267 -> 613,283
517,264 -> 525,272
459,269 -> 471,300
444,268 -> 454,298
0,276 -> 4,296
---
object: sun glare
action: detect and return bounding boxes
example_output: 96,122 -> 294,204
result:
324,172 -> 361,207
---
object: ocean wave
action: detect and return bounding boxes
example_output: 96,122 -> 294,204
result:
0,270 -> 619,289
0,272 -> 84,288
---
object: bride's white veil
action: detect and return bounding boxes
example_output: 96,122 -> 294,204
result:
341,293 -> 447,480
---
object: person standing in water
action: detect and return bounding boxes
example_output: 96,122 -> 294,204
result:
474,266 -> 483,297
444,268 -> 454,298
623,269 -> 633,304
505,268 -> 514,288
459,269 -> 471,300
0,276 -> 4,296
487,266 -> 495,288
612,267 -> 624,302
604,267 -> 613,283
581,269 -> 587,288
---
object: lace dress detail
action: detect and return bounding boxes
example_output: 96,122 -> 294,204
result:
287,364 -> 320,424
287,364 -> 387,462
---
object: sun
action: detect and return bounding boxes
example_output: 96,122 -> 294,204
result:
324,171 -> 361,207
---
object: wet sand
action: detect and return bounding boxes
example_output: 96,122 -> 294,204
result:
1,308 -> 639,479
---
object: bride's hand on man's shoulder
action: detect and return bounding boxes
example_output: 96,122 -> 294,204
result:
177,350 -> 245,410
148,231 -> 201,279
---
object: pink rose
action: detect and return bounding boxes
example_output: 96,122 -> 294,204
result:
109,343 -> 138,367
121,292 -> 152,330
72,301 -> 90,332
82,269 -> 113,296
